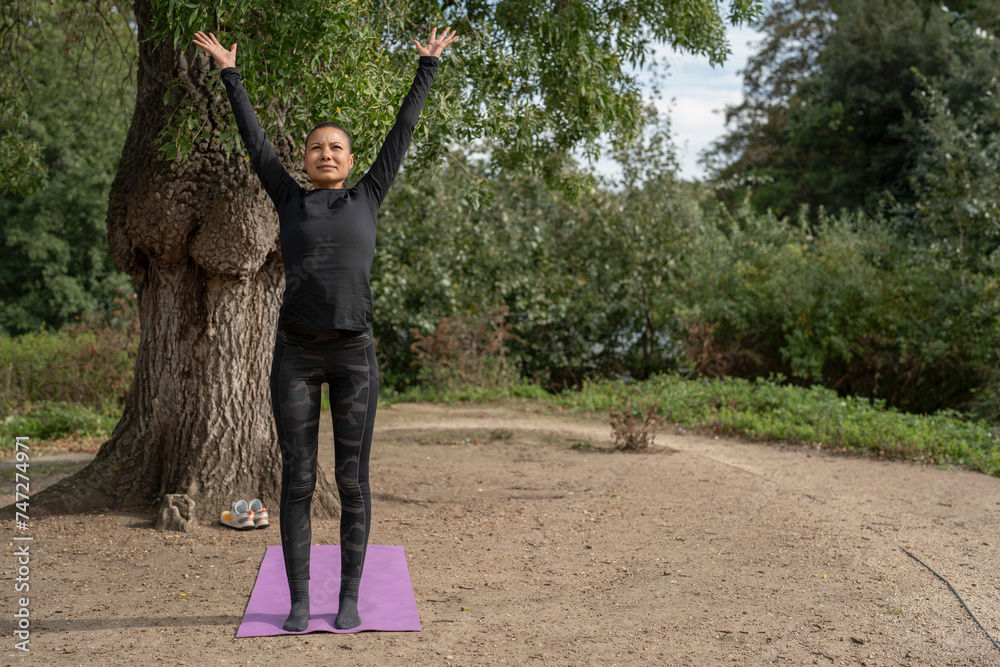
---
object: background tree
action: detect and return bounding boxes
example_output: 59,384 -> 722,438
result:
892,12 -> 1000,273
7,0 -> 761,519
706,0 -> 1000,217
0,1 -> 134,334
699,0 -> 1000,412
703,0 -> 836,215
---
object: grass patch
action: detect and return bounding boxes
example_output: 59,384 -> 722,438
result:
379,371 -> 1000,477
0,401 -> 119,451
550,373 -> 1000,476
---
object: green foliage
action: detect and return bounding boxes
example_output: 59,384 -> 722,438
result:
708,0 -> 1000,218
151,0 -> 761,194
968,367 -> 1000,423
0,108 -> 47,198
700,0 -> 1000,417
774,0 -> 947,214
0,401 -> 119,446
373,99 -> 1000,416
0,291 -> 139,417
671,199 -> 1000,413
372,111 -> 712,391
894,20 -> 1000,272
704,0 -> 835,214
0,0 -> 135,334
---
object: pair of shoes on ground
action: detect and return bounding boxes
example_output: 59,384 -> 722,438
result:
220,499 -> 269,530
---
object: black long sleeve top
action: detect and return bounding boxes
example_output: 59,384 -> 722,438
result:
220,56 -> 439,332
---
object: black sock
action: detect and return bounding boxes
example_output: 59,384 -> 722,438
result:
283,579 -> 310,632
334,577 -> 361,629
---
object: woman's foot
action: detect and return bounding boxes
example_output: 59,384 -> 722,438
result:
334,594 -> 360,629
283,579 -> 310,632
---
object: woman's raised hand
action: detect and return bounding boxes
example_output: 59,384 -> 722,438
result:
413,27 -> 458,58
193,31 -> 237,70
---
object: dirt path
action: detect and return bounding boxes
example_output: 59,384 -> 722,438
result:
3,401 -> 1000,665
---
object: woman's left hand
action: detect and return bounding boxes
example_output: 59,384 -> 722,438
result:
414,27 -> 458,58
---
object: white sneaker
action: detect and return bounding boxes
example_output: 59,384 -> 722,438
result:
220,499 -> 254,530
248,498 -> 269,529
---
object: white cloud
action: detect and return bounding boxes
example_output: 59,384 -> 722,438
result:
661,26 -> 763,178
582,24 -> 765,182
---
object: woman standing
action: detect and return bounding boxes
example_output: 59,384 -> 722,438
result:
193,26 -> 457,632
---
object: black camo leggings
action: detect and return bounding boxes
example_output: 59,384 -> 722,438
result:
270,327 -> 378,591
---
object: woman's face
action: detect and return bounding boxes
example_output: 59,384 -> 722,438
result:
304,127 -> 355,189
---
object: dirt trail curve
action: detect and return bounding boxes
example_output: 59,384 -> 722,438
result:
2,401 -> 1000,666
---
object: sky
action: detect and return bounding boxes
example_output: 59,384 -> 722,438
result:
586,22 -> 765,182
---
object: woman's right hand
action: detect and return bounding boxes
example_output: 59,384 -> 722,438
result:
193,31 -> 237,70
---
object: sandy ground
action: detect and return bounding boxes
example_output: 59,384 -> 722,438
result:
2,401 -> 1000,666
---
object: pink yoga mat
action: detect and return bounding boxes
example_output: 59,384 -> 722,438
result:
237,544 -> 421,636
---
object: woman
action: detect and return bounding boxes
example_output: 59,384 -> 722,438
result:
193,26 -> 457,632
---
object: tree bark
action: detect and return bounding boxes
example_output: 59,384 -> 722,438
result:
24,0 -> 341,521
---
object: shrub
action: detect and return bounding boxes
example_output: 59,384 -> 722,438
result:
409,304 -> 518,389
671,203 -> 1000,414
0,289 -> 138,417
0,400 -> 118,447
609,396 -> 664,452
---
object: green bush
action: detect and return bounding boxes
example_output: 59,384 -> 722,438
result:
671,201 -> 1000,414
0,0 -> 133,335
0,291 -> 138,418
0,400 -> 118,447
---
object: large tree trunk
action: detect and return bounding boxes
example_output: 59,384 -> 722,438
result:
26,0 -> 340,521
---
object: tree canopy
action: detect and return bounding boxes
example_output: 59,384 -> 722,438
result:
0,1 -> 134,333
706,0 -> 1000,218
150,0 -> 760,199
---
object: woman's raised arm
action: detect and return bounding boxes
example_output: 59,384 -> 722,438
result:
193,31 -> 298,205
358,28 -> 458,210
